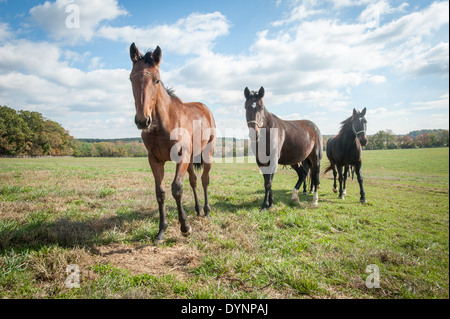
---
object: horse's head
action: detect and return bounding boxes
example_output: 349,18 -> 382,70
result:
351,107 -> 367,146
129,43 -> 162,131
244,86 -> 265,140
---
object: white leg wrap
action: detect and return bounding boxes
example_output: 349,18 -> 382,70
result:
312,191 -> 319,207
292,188 -> 299,202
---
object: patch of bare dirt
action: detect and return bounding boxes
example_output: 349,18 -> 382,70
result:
93,243 -> 202,280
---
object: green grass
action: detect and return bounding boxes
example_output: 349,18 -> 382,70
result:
0,148 -> 448,298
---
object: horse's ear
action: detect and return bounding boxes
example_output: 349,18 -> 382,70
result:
130,43 -> 140,63
258,86 -> 265,98
152,46 -> 162,65
361,107 -> 367,116
352,108 -> 357,117
244,87 -> 250,99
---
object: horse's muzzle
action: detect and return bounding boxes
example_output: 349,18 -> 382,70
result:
135,115 -> 151,130
248,125 -> 260,142
359,135 -> 368,146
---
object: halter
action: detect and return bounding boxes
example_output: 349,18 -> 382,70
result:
247,120 -> 264,128
352,124 -> 366,137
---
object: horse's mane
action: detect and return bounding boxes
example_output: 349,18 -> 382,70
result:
141,50 -> 157,66
336,115 -> 353,137
163,84 -> 181,102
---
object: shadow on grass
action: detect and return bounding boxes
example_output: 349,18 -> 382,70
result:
0,208 -> 161,252
210,188 -> 316,213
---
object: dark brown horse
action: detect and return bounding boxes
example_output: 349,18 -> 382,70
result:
129,43 -> 216,244
324,108 -> 367,203
244,87 -> 323,208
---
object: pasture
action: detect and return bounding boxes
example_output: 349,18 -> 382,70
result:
0,148 -> 448,299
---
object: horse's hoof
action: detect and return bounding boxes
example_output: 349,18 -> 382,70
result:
181,227 -> 192,237
360,198 -> 367,204
292,197 -> 299,203
343,189 -> 347,195
333,188 -> 338,193
338,195 -> 344,200
311,201 -> 319,208
154,238 -> 164,245
302,192 -> 308,196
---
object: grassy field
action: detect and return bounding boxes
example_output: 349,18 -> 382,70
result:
0,148 -> 448,299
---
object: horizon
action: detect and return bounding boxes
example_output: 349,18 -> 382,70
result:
0,0 -> 448,139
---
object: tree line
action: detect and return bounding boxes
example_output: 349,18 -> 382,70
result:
1,105 -> 74,156
363,129 -> 449,150
1,105 -> 448,157
0,105 -> 148,157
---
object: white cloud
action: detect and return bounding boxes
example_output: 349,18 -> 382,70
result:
412,94 -> 449,111
271,5 -> 322,26
97,12 -> 230,55
0,39 -> 135,138
0,22 -> 13,41
29,0 -> 127,44
358,1 -> 409,28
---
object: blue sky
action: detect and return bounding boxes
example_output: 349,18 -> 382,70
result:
0,0 -> 448,139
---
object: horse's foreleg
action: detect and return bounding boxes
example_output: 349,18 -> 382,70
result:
188,164 -> 201,216
337,165 -> 344,199
172,162 -> 191,236
149,159 -> 167,244
262,173 -> 274,209
355,162 -> 366,203
343,165 -> 349,196
201,162 -> 212,217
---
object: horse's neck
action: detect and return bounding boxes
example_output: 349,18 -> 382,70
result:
152,87 -> 175,131
340,124 -> 358,150
264,110 -> 276,127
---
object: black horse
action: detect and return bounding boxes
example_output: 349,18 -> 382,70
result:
244,87 -> 323,208
324,108 -> 368,203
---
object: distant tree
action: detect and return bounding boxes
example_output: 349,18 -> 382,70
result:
438,130 -> 449,147
385,129 -> 398,149
366,131 -> 386,150
415,133 -> 431,148
0,105 -> 74,156
0,106 -> 32,155
397,135 -> 415,149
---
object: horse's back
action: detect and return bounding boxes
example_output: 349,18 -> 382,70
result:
183,102 -> 216,127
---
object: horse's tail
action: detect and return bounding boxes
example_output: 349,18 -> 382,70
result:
323,163 -> 335,175
193,154 -> 203,171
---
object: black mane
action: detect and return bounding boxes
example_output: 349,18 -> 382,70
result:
164,84 -> 181,101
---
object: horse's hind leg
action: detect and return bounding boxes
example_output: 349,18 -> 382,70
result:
188,164 -> 201,216
332,165 -> 338,193
291,162 -> 308,202
201,162 -> 212,217
310,157 -> 320,207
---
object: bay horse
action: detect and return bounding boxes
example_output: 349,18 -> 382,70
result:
244,87 -> 323,208
324,108 -> 367,203
129,43 -> 216,244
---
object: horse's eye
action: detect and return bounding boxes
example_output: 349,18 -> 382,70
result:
155,79 -> 160,84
